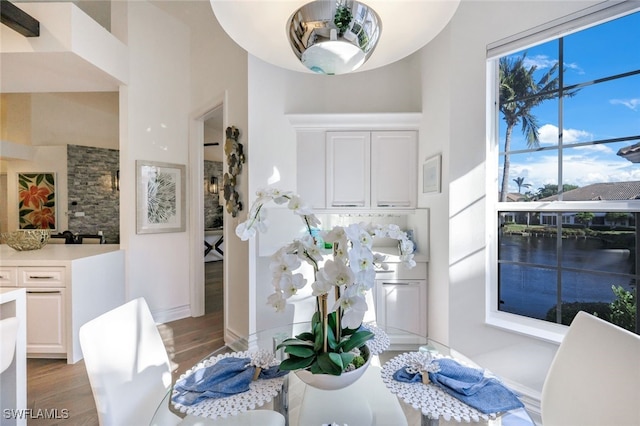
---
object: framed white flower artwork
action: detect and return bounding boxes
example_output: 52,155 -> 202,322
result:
422,154 -> 441,194
136,160 -> 186,234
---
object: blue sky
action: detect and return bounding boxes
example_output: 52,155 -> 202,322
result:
499,11 -> 640,195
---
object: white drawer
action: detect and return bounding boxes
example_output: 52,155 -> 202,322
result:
0,268 -> 18,287
19,267 -> 65,288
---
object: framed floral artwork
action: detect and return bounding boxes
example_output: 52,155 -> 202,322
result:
136,160 -> 186,234
17,172 -> 57,230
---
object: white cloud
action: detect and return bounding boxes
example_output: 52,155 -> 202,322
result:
538,123 -> 593,144
610,98 -> 640,111
522,55 -> 557,71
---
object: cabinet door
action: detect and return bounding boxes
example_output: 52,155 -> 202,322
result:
371,131 -> 417,209
376,280 -> 426,342
326,132 -> 371,208
26,289 -> 66,355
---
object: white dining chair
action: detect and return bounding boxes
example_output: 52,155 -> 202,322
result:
0,316 -> 19,374
79,297 -> 285,426
541,311 -> 640,426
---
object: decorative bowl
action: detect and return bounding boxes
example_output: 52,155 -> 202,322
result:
294,345 -> 371,390
0,230 -> 51,251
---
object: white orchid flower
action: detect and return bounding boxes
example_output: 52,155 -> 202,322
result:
311,275 -> 333,296
267,292 -> 286,312
348,244 -> 374,272
322,259 -> 355,287
280,273 -> 307,298
269,252 -> 301,281
345,223 -> 373,248
235,221 -> 256,241
322,226 -> 346,244
333,291 -> 368,329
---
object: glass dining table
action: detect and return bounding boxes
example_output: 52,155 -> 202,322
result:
152,323 -> 532,426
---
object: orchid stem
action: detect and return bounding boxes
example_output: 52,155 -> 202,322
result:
321,294 -> 328,353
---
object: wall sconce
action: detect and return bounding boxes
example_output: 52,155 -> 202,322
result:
208,176 -> 218,195
112,170 -> 120,191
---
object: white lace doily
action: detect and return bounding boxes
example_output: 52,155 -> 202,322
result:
362,324 -> 390,356
172,351 -> 286,419
380,352 -> 499,423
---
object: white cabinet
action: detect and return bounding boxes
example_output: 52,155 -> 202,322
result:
371,131 -> 417,209
301,130 -> 417,211
326,131 -> 371,208
0,245 -> 125,363
374,261 -> 427,346
19,267 -> 66,355
26,288 -> 66,355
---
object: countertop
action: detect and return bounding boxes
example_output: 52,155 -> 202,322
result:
0,244 -> 122,266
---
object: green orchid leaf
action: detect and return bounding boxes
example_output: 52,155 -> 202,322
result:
340,352 -> 355,366
326,324 -> 338,350
279,355 -> 315,371
317,352 -> 343,375
276,338 -> 314,350
327,311 -> 338,330
295,332 -> 315,342
309,360 -> 323,374
284,345 -> 315,358
339,330 -> 374,352
313,321 -> 324,352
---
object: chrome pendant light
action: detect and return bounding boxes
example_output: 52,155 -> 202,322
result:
287,1 -> 381,75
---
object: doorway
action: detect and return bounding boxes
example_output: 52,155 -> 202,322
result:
203,106 -> 224,314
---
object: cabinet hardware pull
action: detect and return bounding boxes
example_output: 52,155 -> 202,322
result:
377,202 -> 411,207
28,276 -> 56,279
375,270 -> 394,273
26,290 -> 61,294
382,282 -> 413,286
332,204 -> 361,207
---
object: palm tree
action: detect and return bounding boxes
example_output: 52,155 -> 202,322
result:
499,54 -> 567,202
513,176 -> 531,194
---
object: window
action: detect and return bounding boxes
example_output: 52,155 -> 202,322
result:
490,7 -> 640,335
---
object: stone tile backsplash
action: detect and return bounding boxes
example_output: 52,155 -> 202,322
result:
67,144 -> 119,243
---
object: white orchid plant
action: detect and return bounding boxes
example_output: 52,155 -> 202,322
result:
236,188 -> 416,375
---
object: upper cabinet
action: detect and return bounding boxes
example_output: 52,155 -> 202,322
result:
290,113 -> 421,213
326,131 -> 417,210
326,131 -> 371,208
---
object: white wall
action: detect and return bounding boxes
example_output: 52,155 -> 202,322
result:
114,1 -> 192,319
423,0 -> 601,413
187,1 -> 249,341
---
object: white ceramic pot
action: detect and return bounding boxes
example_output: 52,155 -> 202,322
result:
294,346 -> 371,390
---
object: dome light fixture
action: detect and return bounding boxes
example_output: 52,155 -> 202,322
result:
287,1 -> 381,75
209,0 -> 461,75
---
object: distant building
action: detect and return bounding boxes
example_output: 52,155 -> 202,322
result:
536,181 -> 640,227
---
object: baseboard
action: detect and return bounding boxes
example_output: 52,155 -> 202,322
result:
152,304 -> 192,324
224,327 -> 245,350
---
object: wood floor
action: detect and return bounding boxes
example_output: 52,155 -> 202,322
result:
26,261 -> 224,426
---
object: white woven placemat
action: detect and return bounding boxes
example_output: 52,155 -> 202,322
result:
380,352 -> 499,423
172,351 -> 286,419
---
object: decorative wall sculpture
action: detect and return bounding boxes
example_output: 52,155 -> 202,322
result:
223,126 -> 245,217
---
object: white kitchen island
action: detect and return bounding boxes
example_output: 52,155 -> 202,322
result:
0,245 -> 125,364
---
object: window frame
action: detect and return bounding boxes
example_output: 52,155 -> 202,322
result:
486,2 -> 640,342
